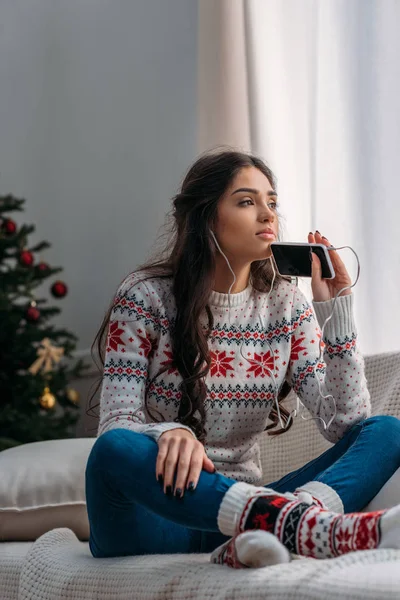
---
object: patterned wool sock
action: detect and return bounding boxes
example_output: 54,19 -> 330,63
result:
294,490 -> 327,509
210,530 -> 291,568
218,482 -> 400,559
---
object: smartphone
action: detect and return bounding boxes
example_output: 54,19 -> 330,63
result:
270,242 -> 335,279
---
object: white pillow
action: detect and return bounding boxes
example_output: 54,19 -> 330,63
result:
362,467 -> 400,512
0,437 -> 95,541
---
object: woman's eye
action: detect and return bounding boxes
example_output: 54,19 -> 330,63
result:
239,199 -> 279,210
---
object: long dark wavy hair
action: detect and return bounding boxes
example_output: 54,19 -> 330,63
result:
87,148 -> 295,442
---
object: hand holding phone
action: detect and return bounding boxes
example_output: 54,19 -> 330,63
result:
307,231 -> 353,301
270,242 -> 335,279
271,232 -> 353,302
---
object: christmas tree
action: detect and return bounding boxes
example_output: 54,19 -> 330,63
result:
0,194 -> 88,451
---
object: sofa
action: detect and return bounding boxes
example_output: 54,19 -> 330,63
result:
1,350 -> 400,600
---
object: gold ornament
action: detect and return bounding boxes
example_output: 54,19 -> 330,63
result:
28,338 -> 64,375
66,388 -> 80,404
39,386 -> 56,410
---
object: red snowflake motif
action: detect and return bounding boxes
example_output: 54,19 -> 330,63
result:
137,332 -> 154,358
160,350 -> 178,375
107,321 -> 125,352
335,526 -> 353,554
210,350 -> 235,377
290,335 -> 307,361
246,351 -> 275,377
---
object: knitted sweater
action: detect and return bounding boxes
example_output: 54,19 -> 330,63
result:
97,272 -> 371,485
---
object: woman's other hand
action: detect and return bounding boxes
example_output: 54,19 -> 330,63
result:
156,428 -> 216,497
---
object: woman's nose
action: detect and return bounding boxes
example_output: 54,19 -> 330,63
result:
261,210 -> 275,222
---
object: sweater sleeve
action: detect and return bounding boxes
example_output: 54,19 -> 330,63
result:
97,275 -> 196,443
284,287 -> 371,443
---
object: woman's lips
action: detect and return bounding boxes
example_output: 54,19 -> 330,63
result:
256,232 -> 275,239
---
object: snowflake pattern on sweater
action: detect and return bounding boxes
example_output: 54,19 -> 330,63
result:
98,272 -> 370,484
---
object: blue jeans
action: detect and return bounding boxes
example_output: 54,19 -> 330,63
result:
85,415 -> 400,557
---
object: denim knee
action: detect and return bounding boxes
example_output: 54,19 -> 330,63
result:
86,428 -> 155,477
357,415 -> 400,456
361,414 -> 400,433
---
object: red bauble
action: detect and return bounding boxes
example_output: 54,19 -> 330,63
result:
19,250 -> 34,267
26,306 -> 40,322
51,280 -> 68,298
37,262 -> 50,272
1,218 -> 17,235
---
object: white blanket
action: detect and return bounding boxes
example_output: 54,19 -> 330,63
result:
0,541 -> 32,600
18,528 -> 400,600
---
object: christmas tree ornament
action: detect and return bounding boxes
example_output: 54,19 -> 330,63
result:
28,338 -> 64,375
1,218 -> 17,235
19,250 -> 34,267
51,280 -> 68,298
66,388 -> 80,404
39,386 -> 56,410
37,262 -> 50,272
26,303 -> 40,322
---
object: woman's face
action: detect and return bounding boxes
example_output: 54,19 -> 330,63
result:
214,166 -> 279,264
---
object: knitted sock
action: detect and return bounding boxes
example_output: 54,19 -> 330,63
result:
218,482 -> 400,559
210,530 -> 291,568
293,490 -> 327,509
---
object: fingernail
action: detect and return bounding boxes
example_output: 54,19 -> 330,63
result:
188,482 -> 195,492
309,231 -> 313,235
175,488 -> 183,498
165,485 -> 172,496
322,236 -> 327,240
316,230 -> 321,234
213,467 -> 217,474
157,474 -> 163,485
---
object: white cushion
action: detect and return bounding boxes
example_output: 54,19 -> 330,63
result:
363,467 -> 400,512
0,438 -> 95,541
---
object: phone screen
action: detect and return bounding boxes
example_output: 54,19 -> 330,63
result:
271,244 -> 334,279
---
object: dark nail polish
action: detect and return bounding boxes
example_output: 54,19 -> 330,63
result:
157,474 -> 163,484
188,482 -> 195,492
309,231 -> 313,235
322,236 -> 327,240
316,230 -> 321,234
213,467 -> 217,473
166,485 -> 172,496
175,488 -> 183,498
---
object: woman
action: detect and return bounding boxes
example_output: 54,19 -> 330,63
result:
85,149 -> 400,568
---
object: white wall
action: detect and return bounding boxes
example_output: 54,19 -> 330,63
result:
0,0 -> 198,360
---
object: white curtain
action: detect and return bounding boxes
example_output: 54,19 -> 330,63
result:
198,0 -> 400,355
